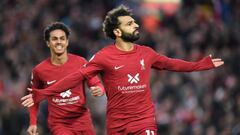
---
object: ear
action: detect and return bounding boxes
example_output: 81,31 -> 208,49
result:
46,41 -> 50,47
66,39 -> 69,47
113,28 -> 121,37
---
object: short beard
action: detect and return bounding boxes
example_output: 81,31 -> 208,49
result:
121,30 -> 140,42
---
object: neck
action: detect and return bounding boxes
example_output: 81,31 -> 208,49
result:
51,52 -> 68,66
115,38 -> 134,51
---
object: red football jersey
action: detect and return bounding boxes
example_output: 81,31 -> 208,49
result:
33,44 -> 214,131
29,54 -> 100,131
81,44 -> 214,130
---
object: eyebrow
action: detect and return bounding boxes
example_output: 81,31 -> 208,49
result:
51,35 -> 66,38
126,20 -> 135,25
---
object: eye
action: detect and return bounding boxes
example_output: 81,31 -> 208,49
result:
51,37 -> 57,41
127,21 -> 132,26
60,37 -> 66,40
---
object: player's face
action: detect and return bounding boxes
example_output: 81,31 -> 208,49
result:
117,16 -> 140,42
47,29 -> 69,55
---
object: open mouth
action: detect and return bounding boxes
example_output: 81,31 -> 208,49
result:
134,28 -> 140,32
134,29 -> 140,35
56,45 -> 63,50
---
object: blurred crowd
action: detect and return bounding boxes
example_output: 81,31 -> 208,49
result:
0,0 -> 240,135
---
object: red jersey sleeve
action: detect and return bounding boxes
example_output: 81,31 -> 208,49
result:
29,69 -> 42,125
149,47 -> 215,71
82,57 -> 105,92
80,52 -> 104,80
32,69 -> 85,103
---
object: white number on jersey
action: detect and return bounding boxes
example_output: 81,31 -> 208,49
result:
145,129 -> 155,135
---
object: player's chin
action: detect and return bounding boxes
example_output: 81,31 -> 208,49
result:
54,51 -> 65,55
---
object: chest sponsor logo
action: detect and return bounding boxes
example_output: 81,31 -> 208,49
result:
60,89 -> 72,98
127,73 -> 140,84
47,80 -> 56,85
52,89 -> 79,106
114,65 -> 124,70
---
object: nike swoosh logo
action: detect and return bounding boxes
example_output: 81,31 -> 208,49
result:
47,80 -> 56,85
114,65 -> 124,70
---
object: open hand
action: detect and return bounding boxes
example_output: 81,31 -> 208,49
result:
21,88 -> 34,107
27,125 -> 38,135
210,55 -> 224,67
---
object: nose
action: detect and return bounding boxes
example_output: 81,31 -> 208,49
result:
134,22 -> 139,28
56,38 -> 61,44
135,23 -> 139,28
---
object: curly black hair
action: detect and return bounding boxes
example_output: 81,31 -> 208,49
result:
102,5 -> 133,40
44,22 -> 70,41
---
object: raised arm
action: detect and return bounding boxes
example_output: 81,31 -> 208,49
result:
152,54 -> 223,71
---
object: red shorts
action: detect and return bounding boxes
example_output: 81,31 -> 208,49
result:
50,125 -> 96,135
107,123 -> 157,135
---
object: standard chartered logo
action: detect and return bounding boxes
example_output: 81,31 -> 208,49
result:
127,73 -> 140,84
